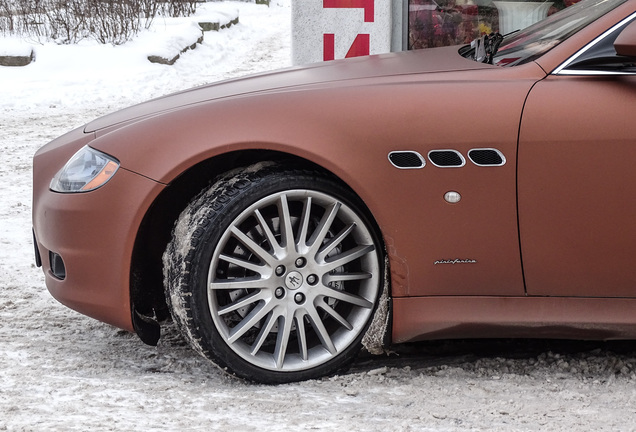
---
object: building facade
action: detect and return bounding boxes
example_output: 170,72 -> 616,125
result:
292,0 -> 577,65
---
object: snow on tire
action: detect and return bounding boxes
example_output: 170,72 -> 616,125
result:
163,163 -> 384,383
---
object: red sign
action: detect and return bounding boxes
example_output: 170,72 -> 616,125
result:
323,34 -> 370,61
323,0 -> 375,22
322,0 -> 374,61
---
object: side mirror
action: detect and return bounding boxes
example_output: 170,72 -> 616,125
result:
614,19 -> 636,57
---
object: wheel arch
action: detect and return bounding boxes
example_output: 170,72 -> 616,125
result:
129,149 -> 390,345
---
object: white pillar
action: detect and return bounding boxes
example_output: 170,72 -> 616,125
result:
291,0 -> 394,65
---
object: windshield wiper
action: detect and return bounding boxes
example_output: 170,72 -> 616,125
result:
471,32 -> 505,64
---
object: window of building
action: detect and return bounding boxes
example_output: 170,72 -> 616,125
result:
408,0 -> 581,50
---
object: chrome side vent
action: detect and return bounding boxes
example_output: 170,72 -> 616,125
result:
428,150 -> 465,167
388,151 -> 426,169
468,149 -> 506,166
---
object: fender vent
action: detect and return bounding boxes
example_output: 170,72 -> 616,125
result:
388,151 -> 426,169
468,149 -> 506,166
428,150 -> 465,167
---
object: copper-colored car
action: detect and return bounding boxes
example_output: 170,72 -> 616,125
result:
33,0 -> 636,383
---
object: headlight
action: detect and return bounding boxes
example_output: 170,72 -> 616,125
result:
50,146 -> 120,193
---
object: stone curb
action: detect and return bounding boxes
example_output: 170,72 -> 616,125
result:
0,49 -> 35,67
148,10 -> 240,65
198,16 -> 239,32
147,33 -> 204,65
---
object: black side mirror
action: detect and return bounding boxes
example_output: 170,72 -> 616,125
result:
614,19 -> 636,58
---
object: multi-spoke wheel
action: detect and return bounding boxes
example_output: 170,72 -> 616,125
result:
164,166 -> 383,383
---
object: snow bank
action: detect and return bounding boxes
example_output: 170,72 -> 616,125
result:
0,37 -> 34,66
0,2 -> 291,112
0,37 -> 33,57
198,6 -> 241,31
145,22 -> 204,65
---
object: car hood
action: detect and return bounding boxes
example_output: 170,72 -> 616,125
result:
85,45 -> 490,133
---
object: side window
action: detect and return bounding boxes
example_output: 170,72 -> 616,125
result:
562,17 -> 636,73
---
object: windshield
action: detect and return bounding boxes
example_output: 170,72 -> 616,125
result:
491,0 -> 628,66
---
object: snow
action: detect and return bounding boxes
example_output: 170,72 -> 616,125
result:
144,21 -> 205,62
0,2 -> 289,112
195,3 -> 242,26
2,1 -> 636,430
0,37 -> 33,57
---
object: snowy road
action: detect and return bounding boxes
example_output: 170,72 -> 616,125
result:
2,2 -> 636,431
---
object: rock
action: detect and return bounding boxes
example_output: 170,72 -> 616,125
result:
0,50 -> 34,67
198,8 -> 240,32
199,17 -> 239,32
147,23 -> 204,65
0,39 -> 35,67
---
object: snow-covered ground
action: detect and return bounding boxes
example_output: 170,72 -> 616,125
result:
2,2 -> 636,430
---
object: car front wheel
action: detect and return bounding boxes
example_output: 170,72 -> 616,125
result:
163,165 -> 384,383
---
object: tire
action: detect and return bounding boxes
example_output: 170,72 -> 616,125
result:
163,164 -> 383,383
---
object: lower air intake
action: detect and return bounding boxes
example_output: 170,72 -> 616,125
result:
49,251 -> 66,280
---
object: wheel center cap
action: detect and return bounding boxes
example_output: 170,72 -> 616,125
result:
285,271 -> 303,290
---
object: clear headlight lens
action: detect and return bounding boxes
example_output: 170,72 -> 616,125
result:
50,146 -> 120,193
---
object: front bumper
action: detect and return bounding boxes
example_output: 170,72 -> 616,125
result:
33,126 -> 165,332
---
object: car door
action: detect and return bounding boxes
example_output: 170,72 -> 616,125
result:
518,16 -> 636,297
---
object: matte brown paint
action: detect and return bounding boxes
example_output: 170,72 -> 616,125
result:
615,19 -> 636,56
33,1 -> 636,343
